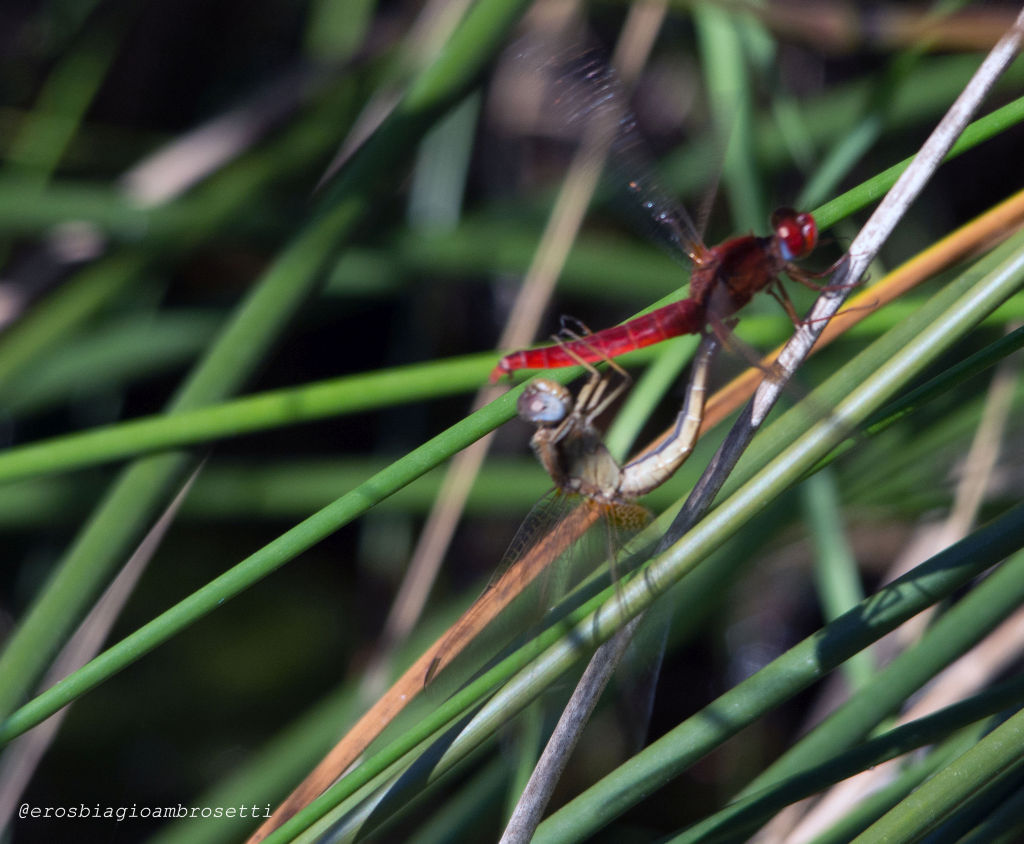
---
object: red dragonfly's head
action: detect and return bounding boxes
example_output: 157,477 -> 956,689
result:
771,208 -> 818,261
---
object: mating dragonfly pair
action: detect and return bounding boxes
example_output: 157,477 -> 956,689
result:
488,47 -> 832,522
493,198 -> 827,542
430,51 -> 837,686
425,200 -> 832,685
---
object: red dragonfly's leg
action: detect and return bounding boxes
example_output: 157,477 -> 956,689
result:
766,281 -> 802,327
705,306 -> 784,383
774,266 -> 871,332
785,253 -> 856,291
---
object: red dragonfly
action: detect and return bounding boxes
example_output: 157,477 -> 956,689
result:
491,204 -> 822,383
488,54 -> 828,384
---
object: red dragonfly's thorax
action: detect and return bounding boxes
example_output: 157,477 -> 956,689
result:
691,234 -> 783,315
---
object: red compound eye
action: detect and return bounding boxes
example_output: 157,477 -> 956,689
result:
771,207 -> 818,261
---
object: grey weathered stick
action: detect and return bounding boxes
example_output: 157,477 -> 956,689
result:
499,613 -> 644,844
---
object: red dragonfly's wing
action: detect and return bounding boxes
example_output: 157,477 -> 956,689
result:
553,50 -> 708,264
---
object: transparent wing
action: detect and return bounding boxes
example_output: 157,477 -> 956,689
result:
555,49 -> 707,264
425,491 -> 604,691
426,488 -> 660,693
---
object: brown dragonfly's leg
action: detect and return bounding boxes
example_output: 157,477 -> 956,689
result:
551,321 -> 604,382
554,319 -> 632,385
537,324 -> 610,445
553,323 -> 633,426
557,314 -> 594,339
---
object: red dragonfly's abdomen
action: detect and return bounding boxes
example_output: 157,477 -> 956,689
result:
489,298 -> 705,382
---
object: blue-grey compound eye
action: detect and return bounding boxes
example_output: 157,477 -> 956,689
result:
518,380 -> 572,425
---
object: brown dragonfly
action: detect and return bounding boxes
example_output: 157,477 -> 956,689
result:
427,332 -> 719,685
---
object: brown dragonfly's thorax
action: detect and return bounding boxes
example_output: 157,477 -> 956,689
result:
530,428 -> 626,504
691,234 -> 784,315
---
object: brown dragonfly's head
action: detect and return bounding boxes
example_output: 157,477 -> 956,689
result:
518,379 -> 572,427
